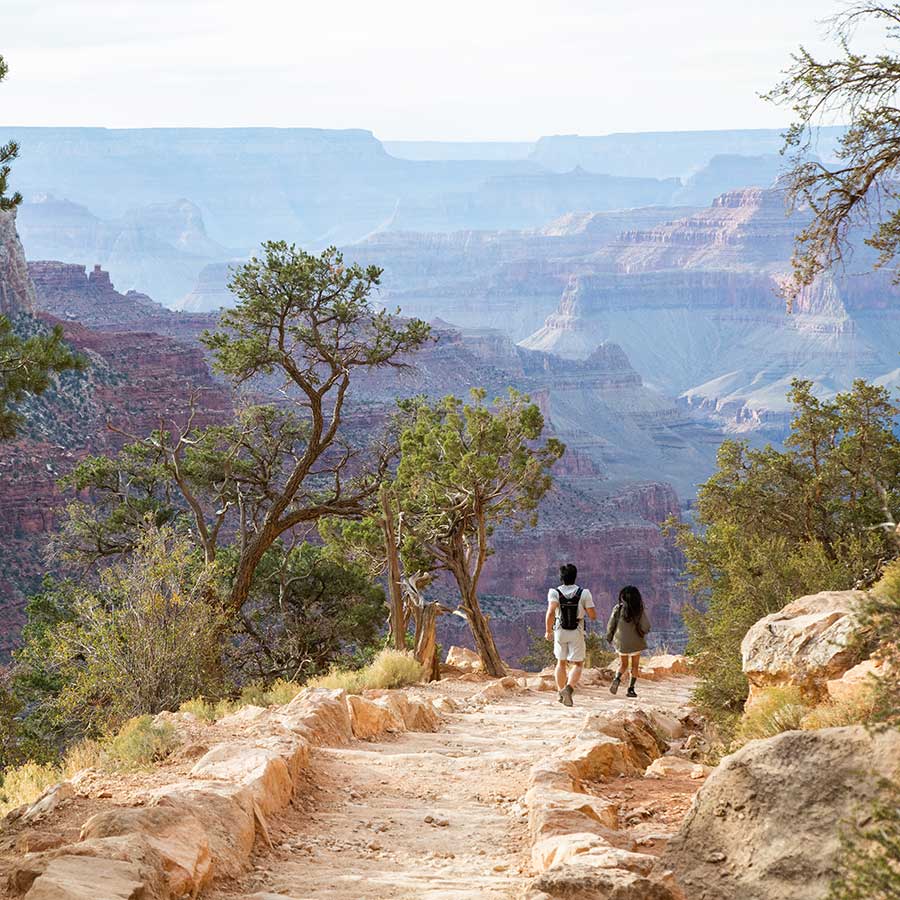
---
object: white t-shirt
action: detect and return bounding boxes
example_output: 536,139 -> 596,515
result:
547,584 -> 595,628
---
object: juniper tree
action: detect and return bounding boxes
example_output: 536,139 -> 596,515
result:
0,56 -> 81,438
393,389 -> 564,676
766,3 -> 900,299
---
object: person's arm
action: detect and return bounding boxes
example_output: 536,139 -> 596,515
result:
640,609 -> 651,635
606,606 -> 620,643
584,589 -> 597,621
545,591 -> 558,641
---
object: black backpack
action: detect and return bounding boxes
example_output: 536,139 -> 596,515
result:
556,587 -> 583,631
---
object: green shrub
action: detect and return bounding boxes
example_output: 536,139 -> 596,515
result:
669,379 -> 900,739
178,698 -> 219,722
828,779 -> 900,900
104,716 -> 179,770
308,649 -> 423,694
855,560 -> 900,731
733,686 -> 809,748
31,526 -> 230,736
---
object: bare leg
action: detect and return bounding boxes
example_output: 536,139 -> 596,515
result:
618,654 -> 629,677
555,659 -> 568,690
567,661 -> 584,689
630,654 -> 640,678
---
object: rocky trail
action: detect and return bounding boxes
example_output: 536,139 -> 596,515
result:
206,675 -> 697,900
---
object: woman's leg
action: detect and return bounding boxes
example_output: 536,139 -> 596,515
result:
619,654 -> 629,676
630,652 -> 640,679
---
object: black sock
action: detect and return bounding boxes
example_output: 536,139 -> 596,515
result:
613,672 -> 622,681
629,677 -> 636,689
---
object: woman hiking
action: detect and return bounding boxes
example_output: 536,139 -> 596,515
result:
606,585 -> 651,697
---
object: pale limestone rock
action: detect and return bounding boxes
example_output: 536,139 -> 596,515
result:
189,744 -> 292,818
275,688 -> 353,745
641,654 -> 692,678
664,726 -> 900,900
0,209 -> 36,316
741,590 -> 866,703
825,657 -> 883,704
21,783 -> 75,824
151,781 -> 256,878
347,694 -> 404,739
21,856 -> 147,900
644,756 -> 711,780
445,645 -> 483,671
10,835 -> 167,899
526,785 -> 618,845
80,806 -> 211,898
430,695 -> 460,713
216,705 -> 269,726
372,692 -> 440,732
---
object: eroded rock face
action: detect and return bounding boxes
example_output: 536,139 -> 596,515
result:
0,209 -> 36,316
663,726 -> 900,900
741,590 -> 866,703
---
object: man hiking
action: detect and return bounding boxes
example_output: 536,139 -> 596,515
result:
545,563 -> 596,707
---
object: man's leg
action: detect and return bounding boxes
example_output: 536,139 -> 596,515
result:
567,661 -> 584,688
610,653 -> 628,694
555,658 -> 568,691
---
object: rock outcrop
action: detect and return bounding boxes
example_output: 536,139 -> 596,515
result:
0,209 -> 35,316
741,590 -> 866,704
8,685 -> 454,900
663,726 -> 900,900
520,188 -> 900,438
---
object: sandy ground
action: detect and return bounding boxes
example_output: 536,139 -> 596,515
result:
206,675 -> 698,900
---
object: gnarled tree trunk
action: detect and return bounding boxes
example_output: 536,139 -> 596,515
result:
381,486 -> 407,650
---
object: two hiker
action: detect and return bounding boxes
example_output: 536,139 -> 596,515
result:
545,563 -> 650,706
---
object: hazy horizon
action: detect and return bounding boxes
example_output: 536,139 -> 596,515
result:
2,0 -> 875,141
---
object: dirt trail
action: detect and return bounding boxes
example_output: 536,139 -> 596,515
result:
207,675 -> 696,900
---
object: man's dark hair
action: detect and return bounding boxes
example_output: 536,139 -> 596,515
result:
559,563 -> 577,585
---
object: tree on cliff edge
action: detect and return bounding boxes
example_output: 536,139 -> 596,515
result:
0,55 -> 21,211
0,54 -> 81,439
766,3 -> 900,299
392,389 -> 564,676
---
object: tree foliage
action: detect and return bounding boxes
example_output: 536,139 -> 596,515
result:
0,317 -> 84,441
766,3 -> 900,297
38,525 -> 230,734
0,55 -> 21,210
229,540 -> 387,682
828,778 -> 900,900
53,243 -> 430,616
670,378 -> 900,730
393,389 -> 564,675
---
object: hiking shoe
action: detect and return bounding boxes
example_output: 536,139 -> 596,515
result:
561,685 -> 574,707
626,686 -> 637,698
609,676 -> 621,695
557,689 -> 565,704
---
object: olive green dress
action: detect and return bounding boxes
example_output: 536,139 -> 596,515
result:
606,604 -> 651,654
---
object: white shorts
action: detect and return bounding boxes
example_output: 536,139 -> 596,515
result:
554,627 -> 585,662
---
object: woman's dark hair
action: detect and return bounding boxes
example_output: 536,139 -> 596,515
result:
618,585 -> 645,635
560,563 -> 577,585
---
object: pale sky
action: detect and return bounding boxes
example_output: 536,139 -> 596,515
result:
0,0 -> 870,140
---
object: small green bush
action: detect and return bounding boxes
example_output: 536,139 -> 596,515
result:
828,778 -> 900,900
308,649 -> 423,694
733,686 -> 809,748
178,698 -> 219,722
104,716 -> 179,769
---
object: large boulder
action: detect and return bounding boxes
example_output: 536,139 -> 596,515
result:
663,725 -> 900,900
741,590 -> 865,703
444,646 -> 483,672
79,806 -> 211,898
